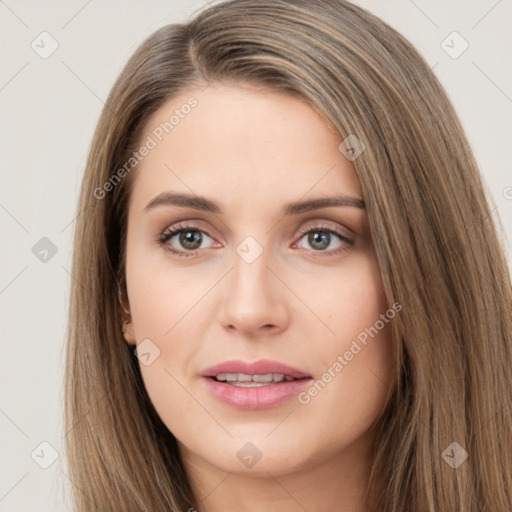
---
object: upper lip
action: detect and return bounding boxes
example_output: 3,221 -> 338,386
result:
200,359 -> 312,379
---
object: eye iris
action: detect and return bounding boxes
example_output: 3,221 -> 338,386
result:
308,231 -> 330,250
179,230 -> 202,249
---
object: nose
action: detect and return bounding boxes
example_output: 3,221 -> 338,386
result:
219,245 -> 290,338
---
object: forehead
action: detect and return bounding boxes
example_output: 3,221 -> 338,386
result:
129,83 -> 362,213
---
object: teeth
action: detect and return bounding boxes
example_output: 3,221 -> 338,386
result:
215,373 -> 293,384
253,374 -> 274,382
231,381 -> 272,387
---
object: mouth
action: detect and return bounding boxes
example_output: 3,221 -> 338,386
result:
201,359 -> 313,409
201,358 -> 311,382
210,373 -> 306,387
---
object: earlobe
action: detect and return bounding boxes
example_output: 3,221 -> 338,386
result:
122,319 -> 136,345
119,288 -> 136,345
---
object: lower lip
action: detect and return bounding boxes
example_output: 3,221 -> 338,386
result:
203,377 -> 312,410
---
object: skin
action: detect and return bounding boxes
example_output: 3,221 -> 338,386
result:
122,83 -> 395,512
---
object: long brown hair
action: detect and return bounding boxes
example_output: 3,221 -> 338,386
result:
64,0 -> 512,510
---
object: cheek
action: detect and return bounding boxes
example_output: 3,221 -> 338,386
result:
125,240 -> 205,339
124,243 -> 210,401
298,251 -> 395,412
301,249 -> 389,342
339,255 -> 393,378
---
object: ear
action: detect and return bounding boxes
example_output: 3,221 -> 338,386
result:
119,294 -> 136,346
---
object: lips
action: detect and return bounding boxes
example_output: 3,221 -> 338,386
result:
200,359 -> 312,380
200,359 -> 313,410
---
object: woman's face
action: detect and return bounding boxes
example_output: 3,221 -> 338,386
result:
122,83 -> 395,480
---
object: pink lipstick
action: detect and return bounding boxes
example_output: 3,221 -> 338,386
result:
201,359 -> 313,410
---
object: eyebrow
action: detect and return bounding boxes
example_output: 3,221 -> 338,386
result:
144,192 -> 365,215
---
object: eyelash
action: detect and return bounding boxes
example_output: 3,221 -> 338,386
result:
157,221 -> 354,258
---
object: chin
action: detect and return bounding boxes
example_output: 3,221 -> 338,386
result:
182,435 -> 318,477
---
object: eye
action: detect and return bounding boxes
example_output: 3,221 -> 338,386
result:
157,221 -> 354,259
293,224 -> 354,255
157,222 -> 218,257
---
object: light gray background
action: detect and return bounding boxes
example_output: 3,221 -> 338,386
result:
1,1 -> 511,510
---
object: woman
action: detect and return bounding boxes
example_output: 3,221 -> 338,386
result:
64,0 -> 512,510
